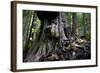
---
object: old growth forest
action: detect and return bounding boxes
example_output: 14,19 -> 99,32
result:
23,10 -> 91,62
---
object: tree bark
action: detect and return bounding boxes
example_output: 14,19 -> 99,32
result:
72,13 -> 77,35
23,12 -> 91,62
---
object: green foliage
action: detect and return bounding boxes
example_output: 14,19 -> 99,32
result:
35,17 -> 41,31
84,32 -> 91,41
65,13 -> 72,25
23,10 -> 33,25
65,12 -> 91,41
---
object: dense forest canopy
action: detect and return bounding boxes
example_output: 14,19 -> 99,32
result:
23,10 -> 91,62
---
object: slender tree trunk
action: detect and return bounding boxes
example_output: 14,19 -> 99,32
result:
72,13 -> 77,35
23,12 -> 36,60
83,13 -> 86,36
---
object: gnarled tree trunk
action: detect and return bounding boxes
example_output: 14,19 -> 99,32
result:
24,11 -> 91,62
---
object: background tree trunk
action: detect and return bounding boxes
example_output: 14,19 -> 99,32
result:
83,13 -> 86,36
72,13 -> 77,35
